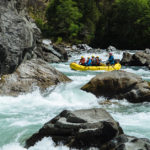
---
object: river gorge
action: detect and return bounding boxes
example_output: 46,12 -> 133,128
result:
0,50 -> 150,150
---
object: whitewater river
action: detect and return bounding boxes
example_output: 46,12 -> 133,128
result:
0,50 -> 150,150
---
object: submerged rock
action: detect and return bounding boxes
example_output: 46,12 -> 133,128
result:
25,108 -> 123,149
81,70 -> 150,103
102,134 -> 150,150
0,59 -> 71,96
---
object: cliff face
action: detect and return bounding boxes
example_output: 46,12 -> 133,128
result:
0,0 -> 41,75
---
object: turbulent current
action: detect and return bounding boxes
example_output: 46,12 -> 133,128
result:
0,50 -> 150,150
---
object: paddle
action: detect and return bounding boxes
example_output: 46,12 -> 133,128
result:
105,61 -> 116,71
111,64 -> 116,70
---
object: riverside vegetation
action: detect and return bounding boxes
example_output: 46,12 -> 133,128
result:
29,0 -> 150,49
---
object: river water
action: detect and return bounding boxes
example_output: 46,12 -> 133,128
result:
0,50 -> 150,150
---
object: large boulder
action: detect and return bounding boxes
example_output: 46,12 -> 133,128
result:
102,134 -> 150,150
35,40 -> 68,63
81,71 -> 150,103
25,108 -> 123,149
121,50 -> 150,67
0,0 -> 41,75
0,59 -> 71,96
121,52 -> 134,65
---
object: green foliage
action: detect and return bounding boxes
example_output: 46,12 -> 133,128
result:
56,37 -> 63,44
46,0 -> 82,42
93,0 -> 150,49
34,0 -> 150,49
45,0 -> 101,44
73,0 -> 101,43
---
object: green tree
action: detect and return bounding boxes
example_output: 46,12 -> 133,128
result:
75,0 -> 101,43
46,0 -> 82,42
94,0 -> 150,49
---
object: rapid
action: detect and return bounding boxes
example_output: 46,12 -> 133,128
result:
0,50 -> 150,150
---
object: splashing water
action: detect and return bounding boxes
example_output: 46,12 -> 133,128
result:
0,50 -> 150,150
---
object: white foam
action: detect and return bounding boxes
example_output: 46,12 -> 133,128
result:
0,143 -> 26,150
1,50 -> 150,149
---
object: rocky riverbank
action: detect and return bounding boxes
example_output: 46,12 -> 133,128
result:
0,0 -> 70,96
0,0 -> 69,76
0,59 -> 71,96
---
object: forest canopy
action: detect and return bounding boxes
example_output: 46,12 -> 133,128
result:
35,0 -> 150,49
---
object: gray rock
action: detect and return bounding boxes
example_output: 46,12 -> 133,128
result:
102,134 -> 150,150
72,45 -> 78,50
81,70 -> 150,103
77,44 -> 92,51
121,52 -> 133,65
121,51 -> 150,67
0,0 -> 41,75
0,59 -> 71,96
107,45 -> 117,52
53,44 -> 68,61
25,108 -> 123,149
42,39 -> 52,46
72,44 -> 92,51
145,48 -> 150,54
41,51 -> 60,63
41,40 -> 68,63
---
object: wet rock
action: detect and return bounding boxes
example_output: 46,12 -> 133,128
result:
0,59 -> 71,96
102,134 -> 150,150
145,48 -> 150,54
107,45 -> 117,52
121,51 -> 150,67
0,0 -> 41,75
77,44 -> 92,51
72,45 -> 78,51
72,44 -> 92,51
121,52 -> 133,65
42,39 -> 52,46
34,40 -> 68,63
81,70 -> 150,103
25,108 -> 123,149
53,44 -> 68,61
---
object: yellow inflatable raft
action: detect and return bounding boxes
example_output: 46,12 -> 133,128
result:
70,62 -> 121,71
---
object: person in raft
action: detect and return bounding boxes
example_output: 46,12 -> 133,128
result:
96,56 -> 102,66
79,56 -> 85,65
85,57 -> 92,66
107,53 -> 115,65
91,55 -> 97,66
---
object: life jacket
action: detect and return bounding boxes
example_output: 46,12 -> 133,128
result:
86,58 -> 92,66
108,55 -> 115,64
79,58 -> 85,65
96,58 -> 100,65
91,58 -> 97,66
